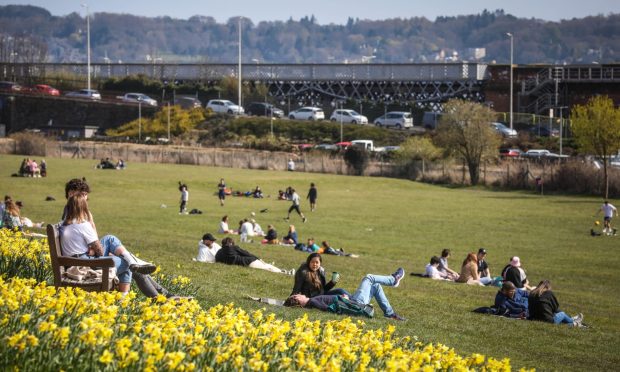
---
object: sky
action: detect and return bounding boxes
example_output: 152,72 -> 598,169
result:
1,0 -> 619,24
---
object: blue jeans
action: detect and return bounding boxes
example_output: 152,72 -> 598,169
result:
77,235 -> 131,284
553,311 -> 573,325
351,274 -> 395,317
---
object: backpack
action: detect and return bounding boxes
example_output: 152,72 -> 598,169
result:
327,295 -> 375,318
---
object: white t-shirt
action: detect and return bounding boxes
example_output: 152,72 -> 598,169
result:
602,203 -> 617,218
287,160 -> 295,171
59,221 -> 98,257
219,221 -> 230,233
425,264 -> 443,279
291,192 -> 300,206
181,190 -> 189,202
253,223 -> 264,236
196,241 -> 221,263
240,221 -> 255,236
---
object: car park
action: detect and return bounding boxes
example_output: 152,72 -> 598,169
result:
206,99 -> 244,114
499,148 -> 522,157
491,122 -> 518,137
288,107 -> 325,121
119,93 -> 158,106
245,102 -> 284,118
29,84 -> 60,96
373,111 -> 413,129
65,89 -> 101,100
330,109 -> 368,124
529,125 -> 559,137
0,81 -> 23,92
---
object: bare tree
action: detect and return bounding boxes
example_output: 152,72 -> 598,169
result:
572,96 -> 620,198
434,99 -> 500,185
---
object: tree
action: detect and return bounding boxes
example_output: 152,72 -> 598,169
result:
396,136 -> 442,177
343,146 -> 369,176
572,96 -> 620,198
434,99 -> 500,185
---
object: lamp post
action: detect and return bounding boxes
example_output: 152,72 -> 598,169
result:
339,101 -> 344,143
506,32 -> 514,131
81,3 -> 91,91
138,99 -> 142,142
238,17 -> 243,114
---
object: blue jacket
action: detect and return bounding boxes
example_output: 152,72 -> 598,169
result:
494,288 -> 529,318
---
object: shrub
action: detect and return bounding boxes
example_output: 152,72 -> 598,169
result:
9,132 -> 49,156
344,146 -> 369,175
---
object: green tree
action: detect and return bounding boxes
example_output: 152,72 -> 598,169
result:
572,96 -> 620,198
434,99 -> 500,185
397,136 -> 442,176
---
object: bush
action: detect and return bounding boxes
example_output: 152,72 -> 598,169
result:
343,146 -> 369,175
9,132 -> 49,156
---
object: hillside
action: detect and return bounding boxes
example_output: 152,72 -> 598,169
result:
0,5 -> 619,64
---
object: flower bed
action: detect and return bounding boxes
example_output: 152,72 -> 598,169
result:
0,229 -> 519,371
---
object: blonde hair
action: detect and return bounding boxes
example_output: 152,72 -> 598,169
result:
5,200 -> 20,217
64,195 -> 90,224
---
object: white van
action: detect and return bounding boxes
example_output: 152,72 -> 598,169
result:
351,140 -> 375,151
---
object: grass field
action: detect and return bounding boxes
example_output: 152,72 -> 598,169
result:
1,154 -> 619,371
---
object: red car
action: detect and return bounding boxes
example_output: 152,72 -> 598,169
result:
30,84 -> 60,96
499,148 -> 522,157
336,141 -> 352,150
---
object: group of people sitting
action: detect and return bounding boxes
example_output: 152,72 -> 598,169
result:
1,196 -> 45,231
16,158 -> 46,177
423,248 -> 585,327
232,186 -> 264,198
96,158 -> 125,170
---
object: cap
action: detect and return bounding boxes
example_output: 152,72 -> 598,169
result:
202,233 -> 217,241
478,248 -> 487,254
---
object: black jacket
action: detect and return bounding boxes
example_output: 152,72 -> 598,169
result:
215,245 -> 258,267
291,264 -> 334,297
529,290 -> 560,323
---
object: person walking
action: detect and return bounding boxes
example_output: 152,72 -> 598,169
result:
285,188 -> 306,223
307,183 -> 318,212
596,200 -> 618,235
179,182 -> 189,214
217,178 -> 227,206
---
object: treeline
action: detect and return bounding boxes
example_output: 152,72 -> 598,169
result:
0,5 -> 618,64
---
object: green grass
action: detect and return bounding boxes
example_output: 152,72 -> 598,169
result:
1,154 -> 619,371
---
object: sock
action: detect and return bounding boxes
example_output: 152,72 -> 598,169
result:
119,251 -> 138,266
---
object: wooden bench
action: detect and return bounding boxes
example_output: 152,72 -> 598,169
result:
46,224 -> 116,292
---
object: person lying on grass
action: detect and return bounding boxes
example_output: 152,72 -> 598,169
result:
285,267 -> 406,321
529,280 -> 585,327
494,281 -> 529,319
215,236 -> 294,275
291,253 -> 350,298
319,241 -> 359,258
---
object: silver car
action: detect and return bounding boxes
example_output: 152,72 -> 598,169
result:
330,109 -> 368,124
373,111 -> 413,129
65,89 -> 101,100
288,107 -> 325,121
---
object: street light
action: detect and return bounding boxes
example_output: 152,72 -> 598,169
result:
238,17 -> 243,114
81,3 -> 91,91
506,32 -> 514,131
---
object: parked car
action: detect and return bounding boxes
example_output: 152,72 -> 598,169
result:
351,139 -> 375,151
522,149 -> 567,159
422,111 -> 443,129
373,111 -> 413,129
174,96 -> 202,109
119,93 -> 158,106
499,148 -> 522,157
491,122 -> 518,138
206,99 -> 244,114
297,143 -> 314,151
335,141 -> 352,150
529,125 -> 559,137
246,102 -> 284,118
29,84 -> 60,96
314,143 -> 339,151
0,81 -> 23,92
330,109 -> 368,124
288,107 -> 325,121
65,89 -> 101,100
